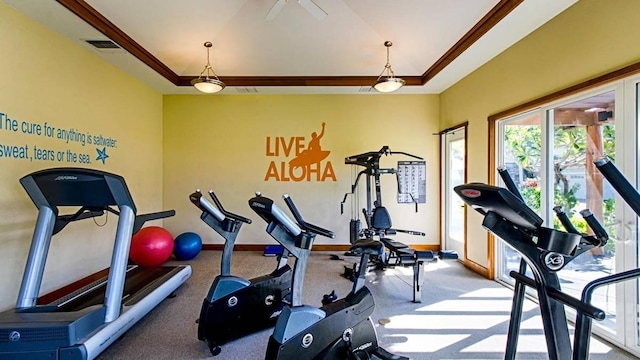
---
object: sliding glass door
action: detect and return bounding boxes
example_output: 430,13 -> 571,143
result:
494,81 -> 640,355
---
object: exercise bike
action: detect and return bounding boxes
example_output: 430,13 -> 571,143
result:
249,192 -> 410,360
190,190 -> 292,356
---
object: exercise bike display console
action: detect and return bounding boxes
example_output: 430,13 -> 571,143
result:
190,189 -> 292,356
249,192 -> 410,360
0,168 -> 191,360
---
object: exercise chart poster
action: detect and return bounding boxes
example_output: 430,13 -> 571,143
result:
397,161 -> 426,204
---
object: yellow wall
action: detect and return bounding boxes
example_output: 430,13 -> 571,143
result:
5,0 -> 635,313
440,0 -> 640,269
162,95 -> 440,247
0,3 -> 163,309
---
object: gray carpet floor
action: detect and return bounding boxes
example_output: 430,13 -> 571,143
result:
96,251 -> 638,359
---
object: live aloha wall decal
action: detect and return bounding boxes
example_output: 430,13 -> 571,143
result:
264,122 -> 336,182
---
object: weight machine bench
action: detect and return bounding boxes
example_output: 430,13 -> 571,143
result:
369,206 -> 457,302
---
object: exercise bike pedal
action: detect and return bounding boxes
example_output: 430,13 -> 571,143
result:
322,290 -> 338,305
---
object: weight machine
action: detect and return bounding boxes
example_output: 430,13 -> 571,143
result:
340,146 -> 456,302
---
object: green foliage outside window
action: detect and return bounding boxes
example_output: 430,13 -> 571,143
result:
504,123 -> 616,255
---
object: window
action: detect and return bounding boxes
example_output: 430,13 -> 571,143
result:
493,81 -> 640,355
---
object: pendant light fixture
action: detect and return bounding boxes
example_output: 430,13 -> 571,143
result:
373,41 -> 405,93
191,42 -> 226,94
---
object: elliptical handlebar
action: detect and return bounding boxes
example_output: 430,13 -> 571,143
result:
208,190 -> 252,224
553,206 -> 580,234
580,209 -> 608,246
554,206 -> 604,247
497,165 -> 524,201
595,156 -> 640,217
283,194 -> 335,239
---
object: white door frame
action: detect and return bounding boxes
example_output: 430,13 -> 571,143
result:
441,125 -> 467,261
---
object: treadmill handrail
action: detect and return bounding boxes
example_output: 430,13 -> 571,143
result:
53,207 -> 106,235
133,210 -> 176,234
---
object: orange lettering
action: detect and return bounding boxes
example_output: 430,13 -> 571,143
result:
264,161 -> 279,181
322,162 -> 337,182
266,137 -> 276,156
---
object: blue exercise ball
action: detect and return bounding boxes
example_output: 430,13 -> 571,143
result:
173,232 -> 202,260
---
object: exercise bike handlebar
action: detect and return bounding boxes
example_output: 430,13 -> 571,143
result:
208,190 -> 252,224
190,190 -> 252,224
190,190 -> 225,222
283,194 -> 335,239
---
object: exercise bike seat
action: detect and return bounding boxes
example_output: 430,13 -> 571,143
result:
350,238 -> 384,255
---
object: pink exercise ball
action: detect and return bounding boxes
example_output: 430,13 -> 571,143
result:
129,226 -> 174,267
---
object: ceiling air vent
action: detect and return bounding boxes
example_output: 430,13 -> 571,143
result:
236,87 -> 259,94
85,40 -> 121,49
358,86 -> 375,93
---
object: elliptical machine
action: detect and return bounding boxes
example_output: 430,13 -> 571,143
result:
454,169 -> 640,360
190,190 -> 292,356
249,192 -> 410,360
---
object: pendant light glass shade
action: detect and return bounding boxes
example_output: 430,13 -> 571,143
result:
373,41 -> 405,93
191,42 -> 225,94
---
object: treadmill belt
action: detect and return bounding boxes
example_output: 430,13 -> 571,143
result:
55,266 -> 175,312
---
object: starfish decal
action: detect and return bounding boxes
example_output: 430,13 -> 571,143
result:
96,147 -> 109,165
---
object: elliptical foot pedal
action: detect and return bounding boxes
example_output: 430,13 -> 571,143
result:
371,346 -> 412,360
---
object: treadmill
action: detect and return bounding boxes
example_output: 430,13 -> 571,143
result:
0,168 -> 192,360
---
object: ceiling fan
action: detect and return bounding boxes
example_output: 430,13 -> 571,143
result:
265,0 -> 328,21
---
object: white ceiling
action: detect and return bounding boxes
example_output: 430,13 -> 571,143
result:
4,0 -> 578,95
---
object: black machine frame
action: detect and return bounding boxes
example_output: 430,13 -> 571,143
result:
455,158 -> 640,360
249,192 -> 409,360
341,146 -> 456,302
189,189 -> 292,356
0,167 -> 191,360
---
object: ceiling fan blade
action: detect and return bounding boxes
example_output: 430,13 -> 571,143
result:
297,0 -> 327,20
265,0 -> 287,21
